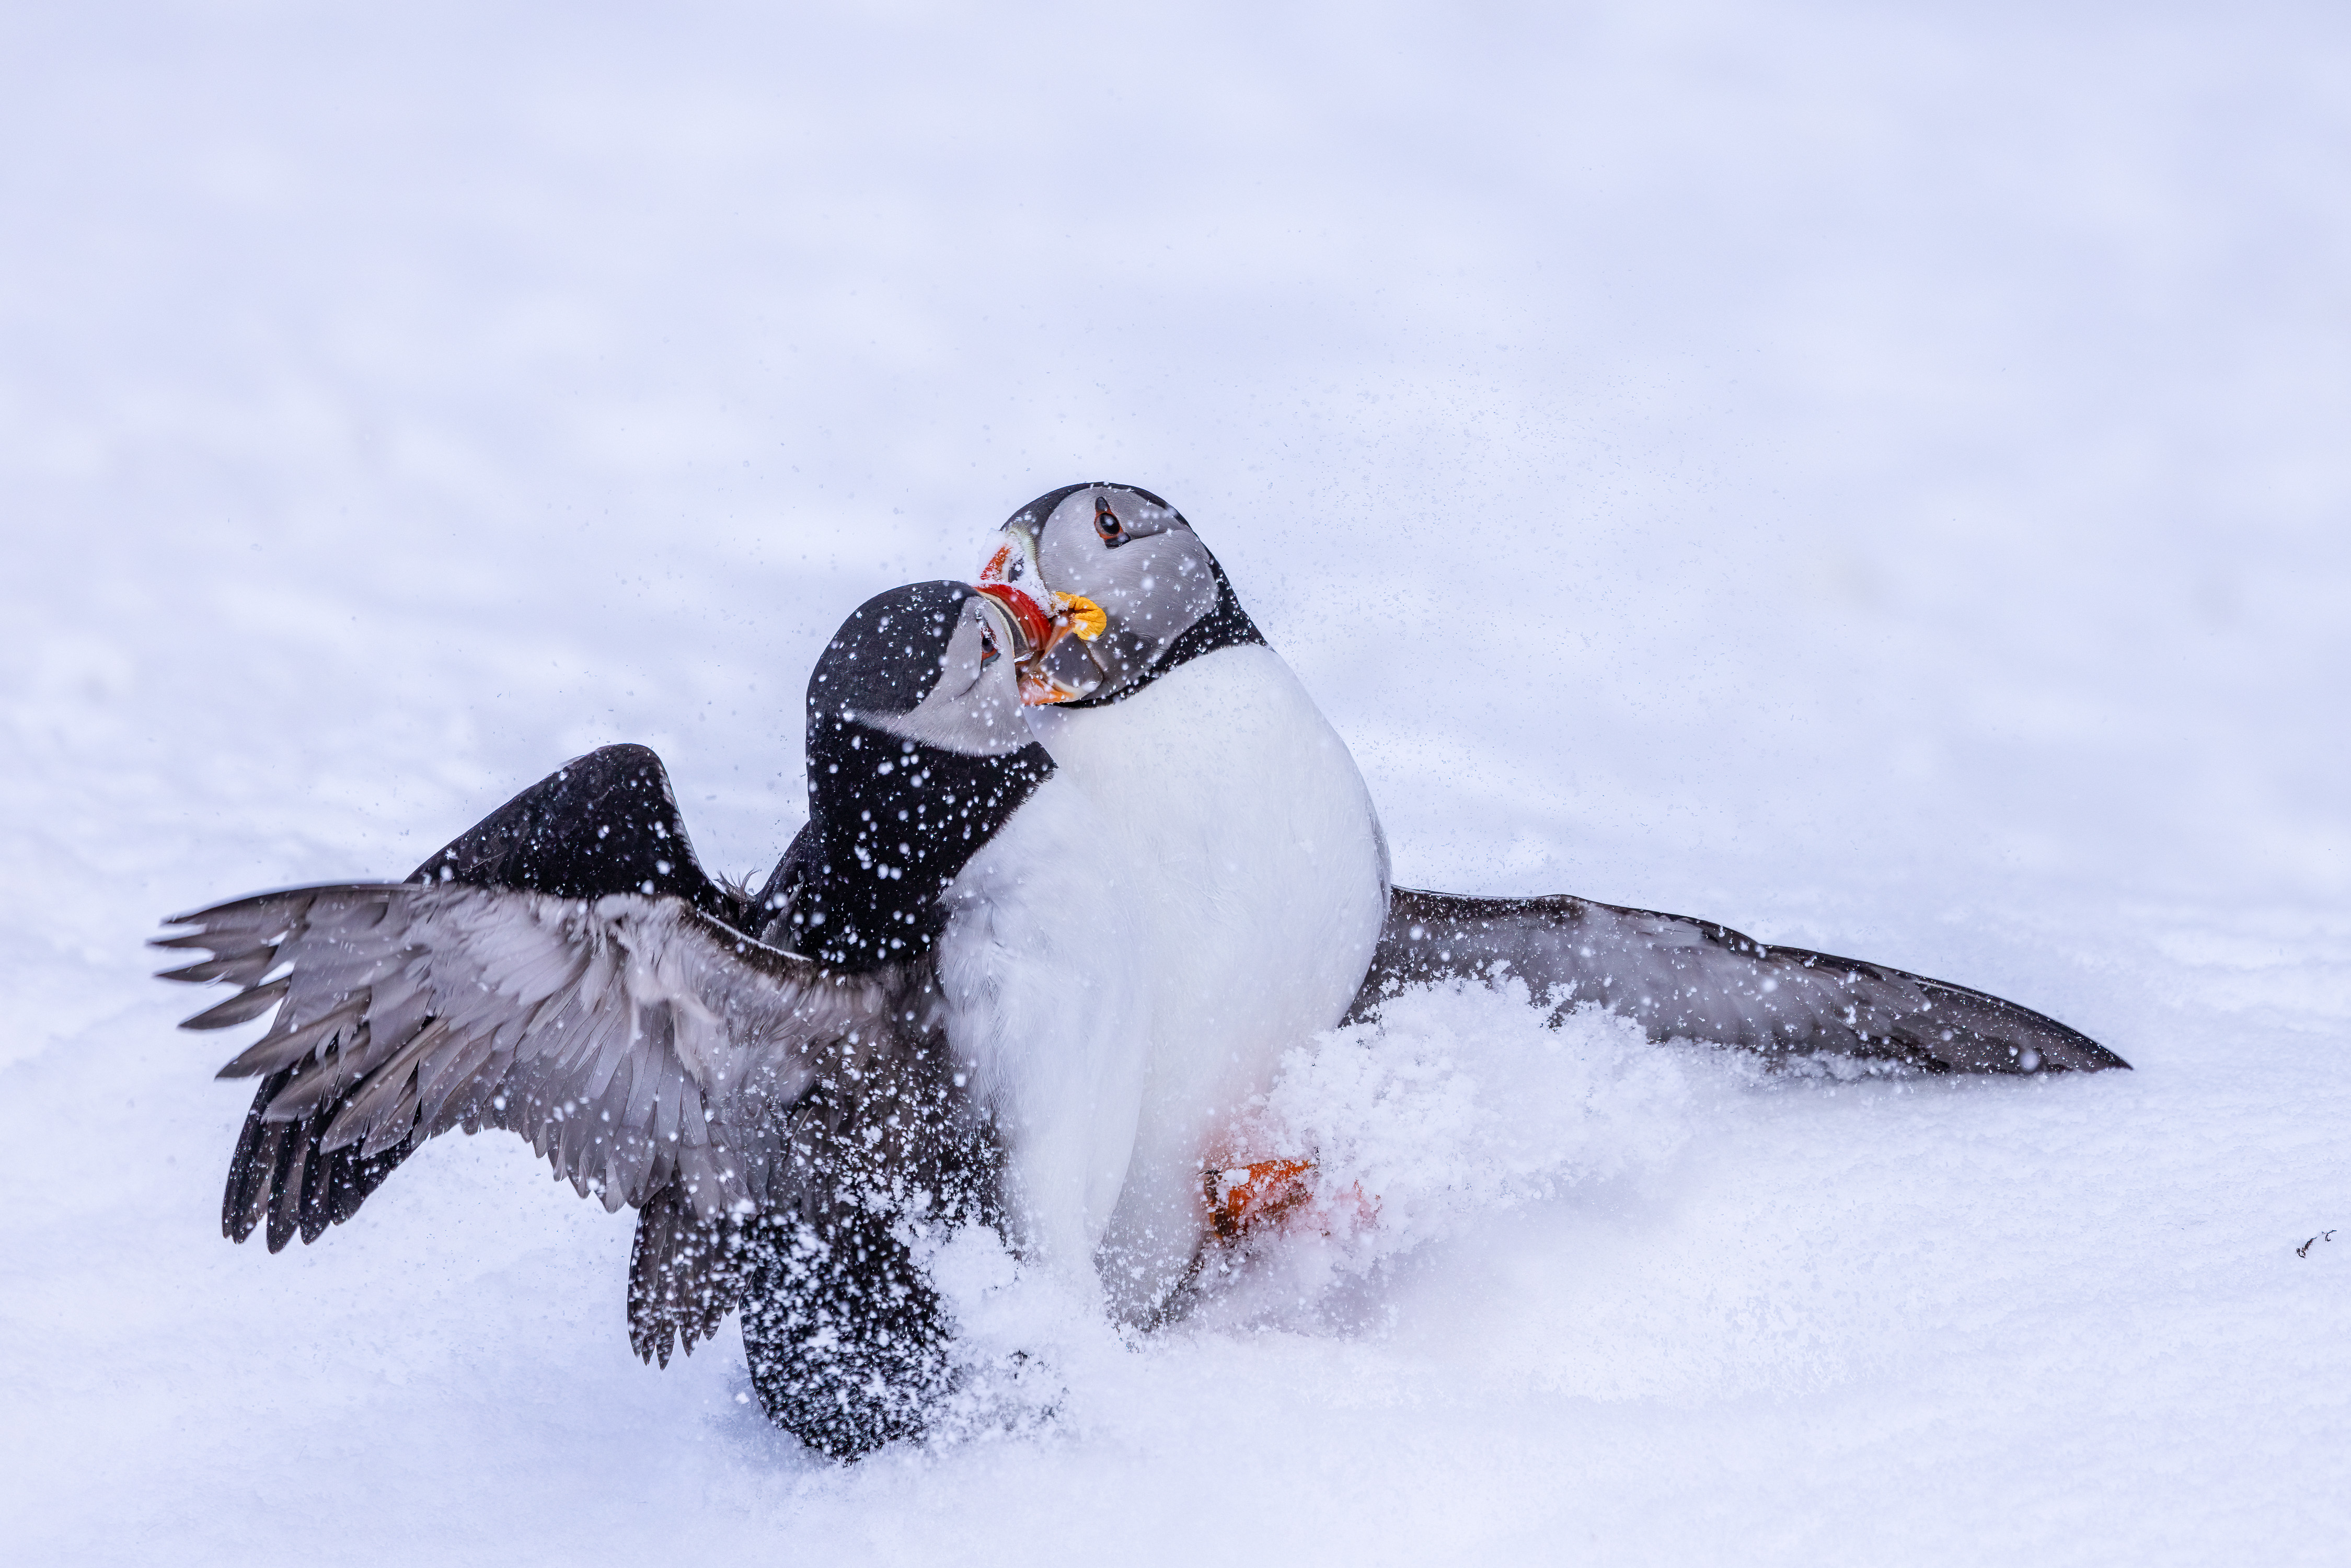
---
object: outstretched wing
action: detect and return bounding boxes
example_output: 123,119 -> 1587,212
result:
174,743 -> 778,1252
1350,887 -> 2125,1074
156,882 -> 895,1248
411,742 -> 751,924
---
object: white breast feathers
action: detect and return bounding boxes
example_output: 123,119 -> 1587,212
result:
1029,643 -> 1390,1316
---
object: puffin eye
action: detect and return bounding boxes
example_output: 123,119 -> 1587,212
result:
979,624 -> 999,665
1094,498 -> 1124,543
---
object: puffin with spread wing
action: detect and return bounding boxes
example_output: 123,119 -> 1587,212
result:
978,481 -> 2126,1309
157,581 -> 1148,1458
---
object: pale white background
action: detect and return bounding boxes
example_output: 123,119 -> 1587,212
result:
3,3 -> 2345,1563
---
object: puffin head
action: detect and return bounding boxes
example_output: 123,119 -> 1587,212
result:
975,482 -> 1263,707
795,580 -> 1054,969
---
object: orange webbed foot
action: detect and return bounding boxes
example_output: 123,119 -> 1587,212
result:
1205,1159 -> 1377,1241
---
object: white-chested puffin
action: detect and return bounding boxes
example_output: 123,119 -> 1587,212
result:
156,580 -> 1148,1459
979,482 -> 2127,1302
978,483 -> 1393,1317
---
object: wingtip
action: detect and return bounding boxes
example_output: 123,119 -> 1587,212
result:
2004,1040 -> 2129,1075
2036,1017 -> 2131,1074
180,980 -> 288,1031
148,929 -> 218,953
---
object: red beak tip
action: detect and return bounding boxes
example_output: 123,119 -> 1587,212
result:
974,581 -> 1055,657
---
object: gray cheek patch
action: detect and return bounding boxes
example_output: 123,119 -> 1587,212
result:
1102,548 -> 1220,635
865,696 -> 1030,757
860,616 -> 1034,757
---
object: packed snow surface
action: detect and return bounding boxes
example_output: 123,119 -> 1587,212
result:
4,3 -> 2347,1563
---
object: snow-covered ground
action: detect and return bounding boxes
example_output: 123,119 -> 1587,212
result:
4,3 -> 2346,1562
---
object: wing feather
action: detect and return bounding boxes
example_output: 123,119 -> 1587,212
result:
157,882 -> 898,1237
219,997 -> 367,1082
183,979 -> 291,1031
627,1183 -> 748,1367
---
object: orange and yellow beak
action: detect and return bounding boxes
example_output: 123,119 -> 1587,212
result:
975,540 -> 1108,705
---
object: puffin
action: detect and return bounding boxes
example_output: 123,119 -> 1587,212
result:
156,580 -> 1148,1459
978,483 -> 1394,1318
978,482 -> 2127,1292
